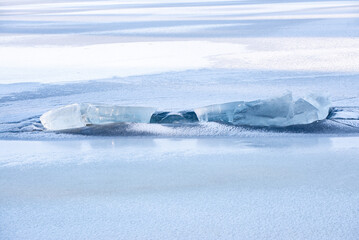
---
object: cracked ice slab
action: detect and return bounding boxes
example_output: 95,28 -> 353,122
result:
40,94 -> 330,130
195,94 -> 330,127
40,103 -> 156,131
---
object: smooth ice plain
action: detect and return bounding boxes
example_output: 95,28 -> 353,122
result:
1,0 -> 359,239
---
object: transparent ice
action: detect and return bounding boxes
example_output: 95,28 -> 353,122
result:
40,103 -> 156,131
195,93 -> 330,127
41,93 -> 330,130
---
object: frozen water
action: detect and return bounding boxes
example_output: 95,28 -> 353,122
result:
40,103 -> 156,131
195,93 -> 330,127
1,70 -> 358,138
83,104 -> 156,125
233,94 -> 330,127
1,0 -> 359,239
1,0 -> 359,83
40,93 -> 330,130
1,137 -> 359,240
40,104 -> 84,131
195,102 -> 242,123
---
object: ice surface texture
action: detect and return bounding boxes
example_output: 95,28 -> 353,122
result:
40,103 -> 156,131
40,94 -> 330,130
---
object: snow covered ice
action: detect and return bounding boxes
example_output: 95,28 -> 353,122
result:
1,0 -> 359,239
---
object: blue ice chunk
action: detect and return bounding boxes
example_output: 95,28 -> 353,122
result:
195,93 -> 330,127
40,103 -> 156,130
40,93 -> 330,130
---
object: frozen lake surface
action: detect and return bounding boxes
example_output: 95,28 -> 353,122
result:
1,137 -> 359,239
1,0 -> 359,239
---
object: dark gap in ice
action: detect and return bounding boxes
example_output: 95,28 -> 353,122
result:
150,111 -> 199,124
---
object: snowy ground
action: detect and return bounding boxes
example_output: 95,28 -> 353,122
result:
1,0 -> 359,83
1,0 -> 359,239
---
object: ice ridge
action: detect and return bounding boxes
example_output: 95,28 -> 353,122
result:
40,93 -> 331,131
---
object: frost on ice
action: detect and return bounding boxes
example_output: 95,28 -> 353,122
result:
194,93 -> 330,127
40,94 -> 330,130
40,103 -> 156,130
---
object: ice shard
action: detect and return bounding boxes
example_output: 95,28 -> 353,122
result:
40,103 -> 156,130
194,101 -> 243,123
40,104 -> 84,131
194,93 -> 330,127
40,93 -> 330,131
233,94 -> 330,126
